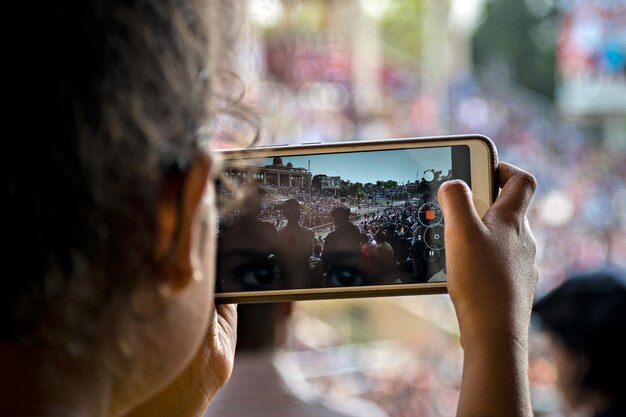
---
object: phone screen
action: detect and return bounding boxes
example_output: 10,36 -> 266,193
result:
216,145 -> 470,293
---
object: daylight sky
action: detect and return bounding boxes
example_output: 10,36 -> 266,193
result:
249,147 -> 452,184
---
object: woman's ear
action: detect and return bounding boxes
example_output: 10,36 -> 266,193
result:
155,152 -> 213,294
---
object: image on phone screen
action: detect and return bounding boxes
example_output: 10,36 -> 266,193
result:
216,145 -> 471,293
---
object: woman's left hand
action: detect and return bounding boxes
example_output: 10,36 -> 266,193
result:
122,304 -> 237,417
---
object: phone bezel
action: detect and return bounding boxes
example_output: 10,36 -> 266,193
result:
214,134 -> 497,303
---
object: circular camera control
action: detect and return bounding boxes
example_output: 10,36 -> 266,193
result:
418,202 -> 443,227
425,225 -> 445,250
423,247 -> 440,262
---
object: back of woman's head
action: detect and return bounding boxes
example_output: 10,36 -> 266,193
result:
5,0 -> 228,355
533,268 -> 626,406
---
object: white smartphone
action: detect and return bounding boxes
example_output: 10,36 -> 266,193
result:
214,135 -> 498,303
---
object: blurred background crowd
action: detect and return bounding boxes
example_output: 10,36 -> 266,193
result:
208,1 -> 626,416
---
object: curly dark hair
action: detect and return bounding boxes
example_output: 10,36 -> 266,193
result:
5,0 -> 243,357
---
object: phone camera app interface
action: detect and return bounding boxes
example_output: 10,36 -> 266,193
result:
216,145 -> 470,293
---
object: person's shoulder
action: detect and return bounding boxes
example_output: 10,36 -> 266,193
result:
323,231 -> 337,245
258,220 -> 278,234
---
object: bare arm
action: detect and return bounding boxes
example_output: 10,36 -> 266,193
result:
438,162 -> 538,417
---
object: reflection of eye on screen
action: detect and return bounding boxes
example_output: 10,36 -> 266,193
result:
216,145 -> 471,293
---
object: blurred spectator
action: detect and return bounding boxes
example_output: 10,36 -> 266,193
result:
533,268 -> 626,417
276,198 -> 315,288
375,230 -> 395,276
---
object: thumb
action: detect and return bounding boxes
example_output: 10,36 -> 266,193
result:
437,180 -> 484,237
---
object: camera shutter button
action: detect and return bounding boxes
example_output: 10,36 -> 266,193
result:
425,225 -> 445,250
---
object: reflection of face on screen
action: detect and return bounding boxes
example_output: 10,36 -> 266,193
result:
216,146 -> 470,293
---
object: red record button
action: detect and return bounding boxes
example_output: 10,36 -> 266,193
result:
418,202 -> 443,227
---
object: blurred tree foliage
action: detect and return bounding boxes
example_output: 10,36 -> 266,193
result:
472,0 -> 558,99
379,0 -> 424,59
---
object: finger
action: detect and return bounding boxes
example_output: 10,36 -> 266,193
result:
489,162 -> 537,220
438,180 -> 484,236
215,303 -> 238,328
212,304 -> 237,354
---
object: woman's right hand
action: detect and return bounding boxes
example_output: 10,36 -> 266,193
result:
438,162 -> 538,417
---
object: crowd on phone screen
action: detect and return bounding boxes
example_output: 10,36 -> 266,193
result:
256,185 -> 351,228
217,170 -> 451,290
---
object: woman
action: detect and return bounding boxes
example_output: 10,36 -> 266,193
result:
3,0 -> 539,416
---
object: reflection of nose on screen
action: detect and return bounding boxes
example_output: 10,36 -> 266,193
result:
425,209 -> 435,220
